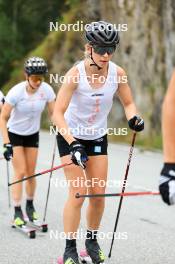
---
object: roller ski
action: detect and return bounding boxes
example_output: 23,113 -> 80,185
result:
80,239 -> 105,264
11,207 -> 36,239
25,201 -> 48,233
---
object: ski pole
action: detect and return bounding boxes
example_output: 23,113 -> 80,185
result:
6,161 -> 11,208
75,191 -> 160,198
108,132 -> 137,258
8,162 -> 73,186
43,137 -> 57,222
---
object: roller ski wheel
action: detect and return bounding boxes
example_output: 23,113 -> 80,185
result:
29,230 -> 36,239
42,224 -> 48,232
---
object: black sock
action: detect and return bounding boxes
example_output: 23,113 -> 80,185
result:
65,239 -> 76,249
161,163 -> 175,176
164,163 -> 175,170
86,229 -> 98,241
14,206 -> 22,213
26,199 -> 33,207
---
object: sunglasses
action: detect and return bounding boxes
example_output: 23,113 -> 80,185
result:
29,75 -> 45,83
92,45 -> 116,55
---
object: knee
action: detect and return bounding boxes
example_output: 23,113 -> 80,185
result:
74,197 -> 85,208
89,188 -> 105,207
26,168 -> 35,177
68,195 -> 85,209
69,188 -> 86,208
89,196 -> 105,208
15,170 -> 26,179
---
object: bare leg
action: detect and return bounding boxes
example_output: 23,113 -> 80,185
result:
85,155 -> 108,230
11,147 -> 26,205
61,155 -> 87,237
162,71 -> 175,162
24,147 -> 38,199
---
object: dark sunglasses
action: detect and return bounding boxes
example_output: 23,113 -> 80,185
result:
92,45 -> 116,55
29,75 -> 45,82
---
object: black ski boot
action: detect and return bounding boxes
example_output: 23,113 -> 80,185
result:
14,206 -> 25,226
26,200 -> 38,222
85,239 -> 105,264
63,239 -> 80,264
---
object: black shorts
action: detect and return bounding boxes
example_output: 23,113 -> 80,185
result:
8,131 -> 39,148
57,133 -> 108,157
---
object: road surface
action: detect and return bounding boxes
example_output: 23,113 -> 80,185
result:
0,131 -> 175,264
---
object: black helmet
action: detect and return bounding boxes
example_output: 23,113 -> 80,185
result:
85,21 -> 120,47
24,57 -> 48,75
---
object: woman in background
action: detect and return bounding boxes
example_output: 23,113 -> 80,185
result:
0,57 -> 55,226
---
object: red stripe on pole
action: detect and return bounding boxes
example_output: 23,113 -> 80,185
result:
8,162 -> 73,186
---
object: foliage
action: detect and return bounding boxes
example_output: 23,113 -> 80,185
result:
0,0 -> 68,87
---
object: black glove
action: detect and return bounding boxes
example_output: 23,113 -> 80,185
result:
159,164 -> 175,205
128,115 -> 144,132
3,143 -> 13,161
69,140 -> 88,169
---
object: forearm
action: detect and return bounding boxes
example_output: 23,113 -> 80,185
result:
47,101 -> 55,123
0,118 -> 10,144
124,103 -> 137,120
53,112 -> 75,144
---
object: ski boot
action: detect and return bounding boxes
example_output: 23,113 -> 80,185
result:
85,239 -> 105,264
63,245 -> 81,264
26,201 -> 39,222
14,207 -> 25,226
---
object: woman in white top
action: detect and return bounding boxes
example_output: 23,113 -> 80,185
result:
53,21 -> 144,264
159,70 -> 175,205
0,57 -> 55,226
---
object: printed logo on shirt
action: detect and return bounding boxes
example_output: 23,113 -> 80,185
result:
88,98 -> 101,124
91,93 -> 104,97
94,137 -> 104,142
20,97 -> 26,102
39,92 -> 45,99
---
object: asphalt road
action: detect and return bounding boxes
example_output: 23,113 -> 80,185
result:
0,131 -> 175,264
